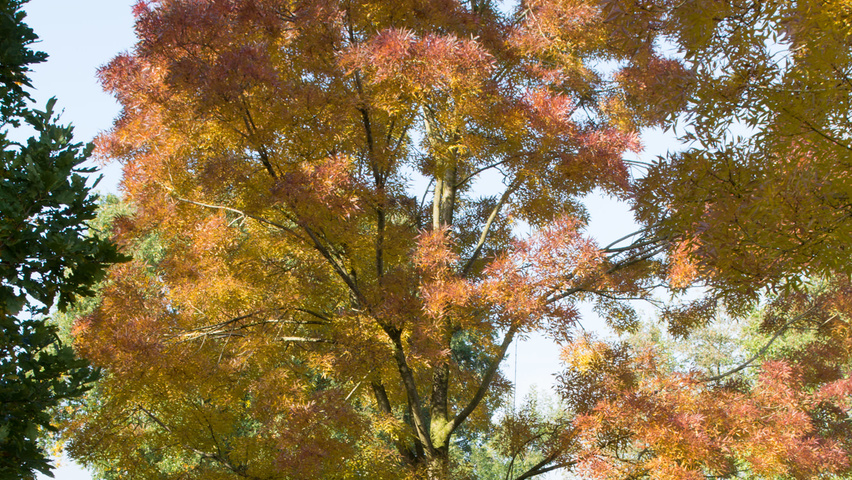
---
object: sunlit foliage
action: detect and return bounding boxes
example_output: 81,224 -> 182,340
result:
62,0 -> 852,479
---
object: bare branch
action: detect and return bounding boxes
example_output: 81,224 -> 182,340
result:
546,242 -> 667,304
371,381 -> 419,464
514,459 -> 575,480
455,158 -> 513,187
166,307 -> 328,342
276,336 -> 331,343
702,305 -> 819,383
603,234 -> 667,254
602,226 -> 652,252
170,193 -> 298,235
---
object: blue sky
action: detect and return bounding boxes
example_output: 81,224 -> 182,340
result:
25,3 -> 136,478
18,2 -> 676,478
25,0 -> 137,194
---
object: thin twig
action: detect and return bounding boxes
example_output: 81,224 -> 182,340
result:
702,305 -> 818,383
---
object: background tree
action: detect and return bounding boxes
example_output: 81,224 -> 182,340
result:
560,276 -> 852,479
0,1 -> 124,477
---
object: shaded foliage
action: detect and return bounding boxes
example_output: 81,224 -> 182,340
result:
0,1 -> 124,477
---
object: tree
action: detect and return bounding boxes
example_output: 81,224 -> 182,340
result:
63,0 -> 852,479
554,1 -> 852,477
559,276 -> 852,479
616,0 -> 852,308
0,1 -> 124,477
64,0 -> 680,478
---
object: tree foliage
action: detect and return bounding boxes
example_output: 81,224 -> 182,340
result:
64,0 -> 852,479
65,0 -> 672,478
0,1 -> 124,478
561,276 -> 852,479
556,1 -> 852,478
624,0 -> 852,307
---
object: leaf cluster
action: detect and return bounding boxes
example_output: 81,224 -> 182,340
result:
0,0 -> 45,124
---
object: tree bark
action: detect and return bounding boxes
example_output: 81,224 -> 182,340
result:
426,451 -> 450,480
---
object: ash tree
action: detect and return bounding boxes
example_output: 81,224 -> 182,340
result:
63,0 -> 852,479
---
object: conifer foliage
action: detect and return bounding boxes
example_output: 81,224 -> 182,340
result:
0,1 -> 124,477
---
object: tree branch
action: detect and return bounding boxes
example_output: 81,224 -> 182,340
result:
169,194 -> 297,236
237,98 -> 277,179
601,226 -> 651,252
461,179 -> 519,277
138,404 -> 256,478
294,307 -> 334,323
455,158 -> 513,188
372,381 -> 419,464
386,329 -> 436,455
702,304 -> 818,383
450,325 -> 517,434
545,242 -> 667,304
778,105 -> 852,153
299,222 -> 369,308
514,459 -> 575,480
170,189 -> 369,308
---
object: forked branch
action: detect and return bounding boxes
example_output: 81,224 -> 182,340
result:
702,304 -> 821,383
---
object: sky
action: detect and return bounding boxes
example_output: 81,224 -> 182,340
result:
24,0 -> 137,194
19,1 -> 677,478
24,3 -> 137,478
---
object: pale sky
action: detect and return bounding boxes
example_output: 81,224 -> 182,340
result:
19,1 -> 675,478
26,3 -> 136,478
25,0 -> 136,194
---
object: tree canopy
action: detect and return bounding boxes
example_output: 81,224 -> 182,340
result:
61,0 -> 852,479
0,0 -> 124,477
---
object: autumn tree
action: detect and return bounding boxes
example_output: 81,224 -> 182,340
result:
559,276 -> 852,479
553,1 -> 852,478
64,0 -> 852,479
618,0 -> 852,305
0,0 -> 124,477
63,0 -> 685,478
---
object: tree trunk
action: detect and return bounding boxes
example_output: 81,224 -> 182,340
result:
426,450 -> 450,480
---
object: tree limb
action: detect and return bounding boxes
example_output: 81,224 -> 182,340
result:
299,222 -> 369,308
514,459 -> 575,480
169,193 -> 298,236
450,325 -> 517,434
702,304 -> 818,383
461,179 -> 519,277
386,329 -> 436,455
